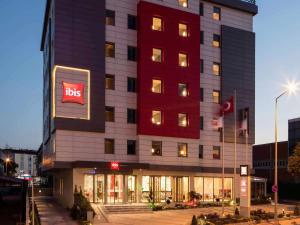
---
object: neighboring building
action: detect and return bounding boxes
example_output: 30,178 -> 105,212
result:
252,141 -> 293,185
0,149 -> 37,177
288,117 -> 300,156
41,0 -> 257,207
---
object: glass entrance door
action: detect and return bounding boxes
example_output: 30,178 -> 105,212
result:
127,175 -> 136,203
174,176 -> 189,202
95,175 -> 105,203
107,174 -> 124,204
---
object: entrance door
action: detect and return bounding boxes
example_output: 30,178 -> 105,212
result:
127,176 -> 136,203
149,176 -> 161,202
94,175 -> 104,203
174,177 -> 189,202
107,174 -> 124,204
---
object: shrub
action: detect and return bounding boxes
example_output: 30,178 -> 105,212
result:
294,205 -> 300,216
235,207 -> 240,216
191,215 -> 197,225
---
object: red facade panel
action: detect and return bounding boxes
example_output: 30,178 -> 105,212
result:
137,2 -> 200,139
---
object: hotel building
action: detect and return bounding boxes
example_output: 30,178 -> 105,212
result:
41,0 -> 257,207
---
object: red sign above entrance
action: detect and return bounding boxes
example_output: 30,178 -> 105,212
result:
110,162 -> 120,171
62,82 -> 84,105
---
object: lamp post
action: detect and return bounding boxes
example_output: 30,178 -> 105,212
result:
274,81 -> 299,224
5,158 -> 10,176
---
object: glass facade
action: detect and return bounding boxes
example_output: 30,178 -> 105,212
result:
194,177 -> 233,202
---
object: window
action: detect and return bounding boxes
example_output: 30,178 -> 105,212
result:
179,23 -> 188,37
213,146 -> 221,159
178,113 -> 188,127
106,10 -> 115,26
128,14 -> 137,30
105,139 -> 114,154
200,31 -> 204,44
128,46 -> 137,61
213,34 -> 221,48
200,59 -> 204,73
179,53 -> 188,67
152,79 -> 162,93
127,108 -> 137,124
199,145 -> 204,159
178,143 -> 188,157
127,140 -> 136,155
152,48 -> 162,62
105,42 -> 115,57
199,3 -> 204,16
105,106 -> 115,122
213,6 -> 221,21
212,62 -> 221,76
179,0 -> 188,8
200,116 -> 204,130
178,83 -> 188,97
127,77 -> 137,92
151,141 -> 162,156
212,91 -> 220,104
152,17 -> 162,31
105,74 -> 115,90
152,110 -> 162,125
200,88 -> 204,102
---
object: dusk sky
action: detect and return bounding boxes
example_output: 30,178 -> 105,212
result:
1,0 -> 300,149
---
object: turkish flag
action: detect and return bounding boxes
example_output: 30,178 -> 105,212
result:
222,96 -> 234,115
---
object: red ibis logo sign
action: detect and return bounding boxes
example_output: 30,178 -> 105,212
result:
62,82 -> 84,105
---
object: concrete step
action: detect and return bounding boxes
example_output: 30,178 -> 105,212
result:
103,204 -> 153,214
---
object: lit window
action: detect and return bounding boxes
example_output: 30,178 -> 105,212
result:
178,83 -> 188,97
213,7 -> 221,21
179,23 -> 188,37
178,113 -> 188,127
105,106 -> 115,122
179,53 -> 188,67
152,48 -> 162,62
213,34 -> 221,48
213,146 -> 220,159
152,141 -> 162,156
152,17 -> 162,31
105,74 -> 115,90
179,0 -> 188,8
212,62 -> 221,76
106,10 -> 115,26
152,79 -> 162,93
212,91 -> 220,104
178,143 -> 188,157
105,42 -> 115,57
152,110 -> 162,125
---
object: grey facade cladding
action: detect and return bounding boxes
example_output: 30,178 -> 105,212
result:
203,0 -> 258,15
221,25 -> 255,144
52,0 -> 106,133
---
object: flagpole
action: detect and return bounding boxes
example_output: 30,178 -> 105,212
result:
234,90 -> 237,209
222,110 -> 225,217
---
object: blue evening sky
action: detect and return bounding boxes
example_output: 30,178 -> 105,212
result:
0,0 -> 300,149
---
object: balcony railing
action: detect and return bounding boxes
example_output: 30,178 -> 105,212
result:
241,0 -> 256,5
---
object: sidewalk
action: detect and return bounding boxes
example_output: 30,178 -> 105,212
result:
33,196 -> 77,225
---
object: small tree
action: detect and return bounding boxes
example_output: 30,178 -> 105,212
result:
191,215 -> 198,225
288,143 -> 300,178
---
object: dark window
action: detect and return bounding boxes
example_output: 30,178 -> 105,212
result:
152,141 -> 162,156
105,74 -> 115,90
128,46 -> 137,61
105,139 -> 114,154
199,145 -> 204,159
200,59 -> 204,73
106,10 -> 115,26
213,146 -> 221,159
105,42 -> 115,57
200,31 -> 204,44
127,140 -> 136,155
127,77 -> 137,92
127,108 -> 137,124
200,88 -> 204,102
200,3 -> 204,16
128,14 -> 137,30
200,116 -> 204,130
105,106 -> 114,122
213,34 -> 221,48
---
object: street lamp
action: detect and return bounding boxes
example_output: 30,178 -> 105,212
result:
274,80 -> 299,224
5,158 -> 10,176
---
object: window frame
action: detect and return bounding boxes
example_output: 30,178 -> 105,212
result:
105,138 -> 115,154
127,45 -> 137,61
179,52 -> 188,67
213,146 -> 221,160
105,42 -> 115,58
106,9 -> 115,26
152,79 -> 163,94
127,108 -> 137,124
178,143 -> 188,157
152,17 -> 163,31
152,48 -> 163,63
199,145 -> 204,159
212,62 -> 221,76
212,90 -> 221,104
179,23 -> 188,38
178,83 -> 188,97
127,77 -> 137,92
178,113 -> 188,127
178,0 -> 188,8
213,6 -> 221,21
127,140 -> 136,155
127,14 -> 137,30
213,34 -> 221,48
105,106 -> 115,122
152,110 -> 162,125
151,141 -> 162,156
105,74 -> 115,90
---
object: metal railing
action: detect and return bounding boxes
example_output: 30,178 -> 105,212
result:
241,0 -> 256,5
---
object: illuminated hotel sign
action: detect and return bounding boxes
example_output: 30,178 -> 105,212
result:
62,82 -> 84,105
110,162 -> 120,171
240,165 -> 249,177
